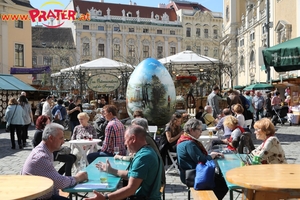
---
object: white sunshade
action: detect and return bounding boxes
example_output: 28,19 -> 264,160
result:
60,57 -> 134,73
158,50 -> 219,65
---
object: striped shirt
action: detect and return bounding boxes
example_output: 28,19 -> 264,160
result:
22,142 -> 77,199
101,117 -> 126,155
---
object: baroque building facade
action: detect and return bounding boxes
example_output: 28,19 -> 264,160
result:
63,0 -> 183,66
223,0 -> 300,87
167,0 -> 223,60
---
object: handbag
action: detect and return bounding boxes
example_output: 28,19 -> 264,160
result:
6,105 -> 17,132
194,160 -> 216,190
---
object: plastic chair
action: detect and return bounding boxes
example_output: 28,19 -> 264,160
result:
244,119 -> 252,128
165,150 -> 180,174
148,125 -> 158,140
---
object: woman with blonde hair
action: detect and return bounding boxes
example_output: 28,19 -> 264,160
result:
252,118 -> 286,164
4,98 -> 25,149
222,115 -> 245,151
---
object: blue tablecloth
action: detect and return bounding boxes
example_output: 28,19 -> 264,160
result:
63,157 -> 130,193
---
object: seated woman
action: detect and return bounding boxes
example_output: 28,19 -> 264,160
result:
222,115 -> 245,151
32,115 -> 76,176
160,113 -> 183,165
71,112 -> 98,167
252,118 -> 287,164
177,118 -> 228,200
233,104 -> 245,128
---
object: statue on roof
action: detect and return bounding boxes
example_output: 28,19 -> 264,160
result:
107,8 -> 111,16
87,7 -> 97,17
162,12 -> 169,21
122,9 -> 125,17
76,6 -> 80,18
136,10 -> 140,18
151,11 -> 154,19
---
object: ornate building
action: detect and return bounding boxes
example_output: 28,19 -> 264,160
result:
223,0 -> 300,87
167,0 -> 223,59
62,0 -> 183,66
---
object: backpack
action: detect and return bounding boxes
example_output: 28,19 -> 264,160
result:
199,113 -> 212,126
54,109 -> 62,121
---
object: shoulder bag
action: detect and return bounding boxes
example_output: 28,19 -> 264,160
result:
6,105 -> 17,132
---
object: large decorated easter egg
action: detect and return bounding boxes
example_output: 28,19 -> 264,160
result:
126,58 -> 176,125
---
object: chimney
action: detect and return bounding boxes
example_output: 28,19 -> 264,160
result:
100,0 -> 104,2
129,0 -> 132,5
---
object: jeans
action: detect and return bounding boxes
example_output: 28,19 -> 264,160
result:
53,152 -> 76,176
255,108 -> 264,121
70,120 -> 80,135
87,151 -> 114,164
9,124 -> 22,148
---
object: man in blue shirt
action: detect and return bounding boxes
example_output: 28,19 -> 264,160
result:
87,125 -> 162,200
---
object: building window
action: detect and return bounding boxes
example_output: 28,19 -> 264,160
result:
143,29 -> 149,33
170,47 -> 176,55
170,30 -> 175,35
204,29 -> 209,38
213,29 -> 218,39
60,57 -> 69,66
186,27 -> 191,37
15,20 -> 23,28
83,43 -> 90,56
43,56 -> 52,66
157,46 -> 163,58
204,46 -> 208,56
213,48 -> 218,58
143,45 -> 149,58
196,46 -> 201,54
250,32 -> 255,41
157,30 -> 162,34
250,50 -> 255,62
98,44 -> 105,57
186,45 -> 191,50
196,28 -> 200,37
114,44 -> 120,57
129,28 -> 134,32
113,26 -> 120,31
128,45 -> 135,57
98,26 -> 104,31
32,56 -> 37,66
83,25 -> 89,30
240,56 -> 245,71
240,39 -> 244,46
15,44 -> 24,67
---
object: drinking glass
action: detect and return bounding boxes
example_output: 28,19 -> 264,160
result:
114,147 -> 119,155
243,147 -> 249,154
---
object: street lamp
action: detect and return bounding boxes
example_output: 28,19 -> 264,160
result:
111,23 -> 121,60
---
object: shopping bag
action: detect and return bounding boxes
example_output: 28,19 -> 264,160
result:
194,160 -> 216,190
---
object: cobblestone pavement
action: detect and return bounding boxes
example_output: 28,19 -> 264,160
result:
1,125 -> 300,200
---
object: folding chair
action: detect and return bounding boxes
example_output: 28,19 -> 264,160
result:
148,125 -> 158,140
165,150 -> 180,174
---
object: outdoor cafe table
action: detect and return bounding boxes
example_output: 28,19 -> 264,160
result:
68,139 -> 101,167
198,135 -> 218,150
63,156 -> 131,199
216,154 -> 244,200
0,175 -> 53,200
226,164 -> 300,200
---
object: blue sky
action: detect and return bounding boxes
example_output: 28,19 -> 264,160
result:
30,0 -> 223,13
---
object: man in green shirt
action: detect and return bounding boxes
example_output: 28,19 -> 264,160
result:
87,125 -> 162,200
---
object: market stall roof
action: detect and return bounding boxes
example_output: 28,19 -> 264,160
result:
59,57 -> 134,74
262,36 -> 300,72
158,50 -> 219,65
243,83 -> 274,91
0,74 -> 37,91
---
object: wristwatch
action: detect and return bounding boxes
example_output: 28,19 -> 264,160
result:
104,193 -> 109,200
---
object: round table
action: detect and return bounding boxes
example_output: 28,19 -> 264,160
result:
0,175 -> 53,200
69,139 -> 101,169
226,164 -> 300,200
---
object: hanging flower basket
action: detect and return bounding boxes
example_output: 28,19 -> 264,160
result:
176,76 -> 197,83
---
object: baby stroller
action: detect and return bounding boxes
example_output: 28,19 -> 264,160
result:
271,106 -> 289,125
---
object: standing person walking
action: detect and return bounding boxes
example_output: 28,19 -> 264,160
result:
67,95 -> 82,134
207,86 -> 221,118
18,95 -> 34,147
42,95 -> 53,120
252,91 -> 265,121
5,98 -> 25,149
52,99 -> 67,125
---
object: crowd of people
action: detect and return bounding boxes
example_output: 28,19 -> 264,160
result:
3,87 -> 290,200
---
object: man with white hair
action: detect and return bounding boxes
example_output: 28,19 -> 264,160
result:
22,123 -> 88,200
202,105 -> 218,127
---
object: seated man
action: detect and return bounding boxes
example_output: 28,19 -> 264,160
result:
202,105 -> 218,127
87,105 -> 127,164
22,123 -> 88,200
86,125 -> 162,200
